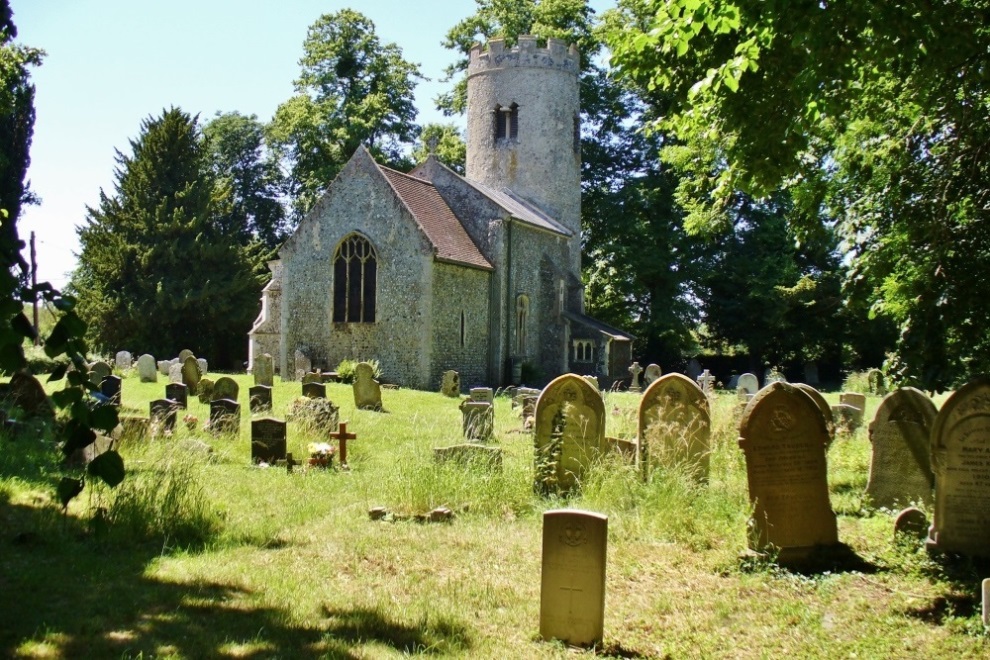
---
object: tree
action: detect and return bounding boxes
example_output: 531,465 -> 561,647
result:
268,10 -> 424,219
202,111 -> 288,250
72,108 -> 263,368
410,123 -> 466,174
604,0 -> 990,391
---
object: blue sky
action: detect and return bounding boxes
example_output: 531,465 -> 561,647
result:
13,1 -> 611,288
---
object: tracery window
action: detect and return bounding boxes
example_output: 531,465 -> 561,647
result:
573,339 -> 594,363
332,234 -> 377,323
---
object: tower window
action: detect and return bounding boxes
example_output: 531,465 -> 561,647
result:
332,234 -> 377,323
494,103 -> 519,142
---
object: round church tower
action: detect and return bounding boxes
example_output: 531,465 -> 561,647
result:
466,37 -> 581,267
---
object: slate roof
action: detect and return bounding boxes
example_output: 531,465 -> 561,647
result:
457,178 -> 572,236
563,311 -> 635,341
378,166 -> 493,271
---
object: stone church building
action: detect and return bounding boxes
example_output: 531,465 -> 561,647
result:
249,37 -> 633,389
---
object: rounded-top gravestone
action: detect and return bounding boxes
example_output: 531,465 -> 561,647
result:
137,354 -> 158,383
794,383 -> 835,446
866,387 -> 936,509
534,374 -> 605,493
212,376 -> 239,403
181,355 -> 201,391
638,373 -> 711,482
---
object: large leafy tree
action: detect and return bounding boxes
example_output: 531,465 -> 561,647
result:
268,10 -> 424,219
604,0 -> 990,391
73,108 -> 263,368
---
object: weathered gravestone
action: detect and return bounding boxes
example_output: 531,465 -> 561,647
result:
434,443 -> 503,470
89,360 -> 112,387
178,348 -> 194,363
534,374 -> 605,493
149,399 -> 178,434
866,388 -> 936,509
100,375 -> 122,407
894,507 -> 929,540
627,361 -> 643,393
301,371 -> 323,385
211,376 -> 239,403
137,354 -> 157,383
197,358 -> 208,376
739,382 -> 838,563
837,392 -> 867,429
181,356 -> 201,391
461,400 -> 494,442
209,399 -> 240,436
639,373 -> 711,482
539,509 -> 607,648
737,373 -> 759,398
115,351 -> 133,370
440,370 -> 460,397
158,359 -> 174,376
470,387 -> 494,403
926,377 -> 990,558
252,353 -> 274,387
8,371 -> 53,418
353,362 -> 383,411
867,369 -> 887,395
764,367 -> 787,385
294,349 -> 311,381
197,378 -> 215,403
302,381 -> 327,399
168,363 -> 183,383
794,384 -> 835,446
251,417 -> 287,464
643,363 -> 662,386
983,579 -> 990,631
165,382 -> 188,409
249,385 -> 272,413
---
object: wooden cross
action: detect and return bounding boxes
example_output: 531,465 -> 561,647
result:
285,452 -> 300,474
330,422 -> 357,469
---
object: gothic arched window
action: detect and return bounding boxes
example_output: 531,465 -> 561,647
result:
332,234 -> 377,323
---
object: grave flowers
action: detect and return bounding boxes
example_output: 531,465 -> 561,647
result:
308,442 -> 336,468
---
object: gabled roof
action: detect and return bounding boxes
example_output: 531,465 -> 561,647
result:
455,178 -> 572,237
378,165 -> 493,271
563,311 -> 636,341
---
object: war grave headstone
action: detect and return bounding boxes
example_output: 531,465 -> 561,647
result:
149,399 -> 179,434
181,355 -> 201,391
539,509 -> 607,648
211,376 -> 239,403
89,360 -> 112,387
926,377 -> 990,557
461,400 -> 494,442
639,373 -> 711,482
252,353 -> 274,386
738,382 -> 838,563
168,363 -> 183,383
865,387 -> 936,509
627,361 -> 643,393
165,382 -> 188,409
115,351 -> 133,370
643,363 -> 662,386
302,381 -> 327,399
251,417 -> 287,464
440,370 -> 460,397
209,399 -> 241,436
534,374 -> 606,493
137,354 -> 158,383
100,375 -> 122,407
794,384 -> 835,446
249,385 -> 273,413
353,362 -> 383,411
434,443 -> 503,470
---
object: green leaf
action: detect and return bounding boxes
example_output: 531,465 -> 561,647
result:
62,421 -> 96,454
0,342 -> 26,373
57,477 -> 85,508
91,405 -> 119,432
51,387 -> 82,408
11,312 -> 35,340
47,363 -> 69,383
88,450 -> 125,488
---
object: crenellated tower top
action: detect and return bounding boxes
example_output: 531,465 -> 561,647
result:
468,36 -> 580,76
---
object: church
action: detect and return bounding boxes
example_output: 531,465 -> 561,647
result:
248,37 -> 633,390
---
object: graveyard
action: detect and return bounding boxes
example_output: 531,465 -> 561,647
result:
2,368 -> 989,658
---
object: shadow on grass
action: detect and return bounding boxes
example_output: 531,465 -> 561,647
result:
739,543 -> 880,576
321,606 -> 472,655
903,552 -> 990,626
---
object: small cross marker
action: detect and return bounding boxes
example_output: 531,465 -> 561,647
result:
330,422 -> 357,469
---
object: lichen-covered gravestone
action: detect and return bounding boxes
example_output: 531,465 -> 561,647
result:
639,373 -> 711,482
178,348 -> 194,363
866,387 -> 936,509
794,383 -> 835,446
534,374 -> 605,493
352,362 -> 383,411
181,355 -> 201,391
302,381 -> 327,399
137,354 -> 157,383
251,417 -> 287,464
252,353 -> 274,386
168,363 -> 183,383
643,363 -> 662,385
926,377 -> 990,558
739,382 -> 838,563
440,370 -> 460,397
211,376 -> 239,403
539,509 -> 607,648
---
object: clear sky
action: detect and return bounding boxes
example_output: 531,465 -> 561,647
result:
12,0 -> 609,289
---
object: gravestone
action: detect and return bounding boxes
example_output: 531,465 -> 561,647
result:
251,417 -> 287,464
926,377 -> 990,558
627,362 -> 643,393
639,373 -> 711,482
534,374 -> 606,493
461,400 -> 494,442
539,509 -> 607,648
211,376 -> 239,403
209,398 -> 240,436
983,579 -> 990,630
89,360 -> 112,387
894,507 -> 929,540
168,363 -> 183,383
440,370 -> 460,397
158,359 -> 173,376
149,399 -> 179,434
686,358 -> 702,381
302,381 -> 327,399
764,367 -> 787,385
738,382 -> 838,563
604,437 -> 637,463
838,392 -> 867,429
867,369 -> 886,395
249,385 -> 272,412
643,363 -> 662,385
696,369 -> 716,395
181,355 -> 201,391
8,371 -> 53,418
794,384 -> 835,445
726,373 -> 740,390
197,377 -> 215,403
866,387 -> 936,509
165,382 -> 188,409
100,375 -> 122,407
294,349 -> 311,380
178,348 -> 194,363
301,371 -> 323,385
353,362 -> 383,411
470,387 -> 494,403
197,358 -> 208,375
137,354 -> 157,383
737,373 -> 759,397
434,443 -> 503,470
115,351 -> 133,370
252,353 -> 274,386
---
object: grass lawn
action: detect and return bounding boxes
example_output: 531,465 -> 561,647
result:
1,373 -> 987,658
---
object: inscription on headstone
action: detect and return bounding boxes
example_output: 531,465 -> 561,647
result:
866,387 -> 936,509
534,374 -> 605,493
639,373 -> 711,482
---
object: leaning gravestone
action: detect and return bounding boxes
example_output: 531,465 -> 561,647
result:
739,382 -> 838,563
211,376 -> 239,403
866,387 -> 936,509
165,382 -> 188,409
149,399 -> 178,434
440,370 -> 460,397
252,353 -> 274,387
302,381 -> 327,399
209,399 -> 240,436
115,351 -> 133,370
353,362 -> 383,411
838,392 -> 867,429
639,373 -> 711,482
181,356 -> 201,391
249,385 -> 272,412
794,384 -> 835,446
534,374 -> 606,493
926,377 -> 990,558
643,363 -> 662,386
251,417 -> 287,464
100,375 -> 122,407
539,509 -> 607,648
89,360 -> 112,387
137,354 -> 157,383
